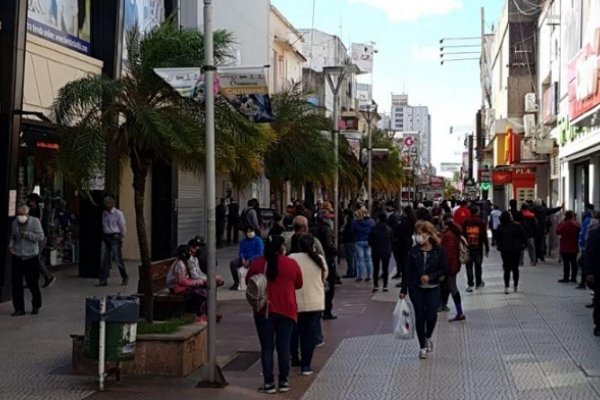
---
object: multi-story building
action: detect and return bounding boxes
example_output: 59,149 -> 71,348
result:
390,94 -> 432,167
270,5 -> 306,92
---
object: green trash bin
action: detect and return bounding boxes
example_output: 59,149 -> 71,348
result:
84,295 -> 140,362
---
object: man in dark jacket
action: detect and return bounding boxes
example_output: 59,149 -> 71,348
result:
462,206 -> 490,292
385,201 -> 403,280
369,212 -> 393,292
584,227 -> 600,336
312,209 -> 337,320
216,198 -> 227,248
520,203 -> 538,266
226,199 -> 240,245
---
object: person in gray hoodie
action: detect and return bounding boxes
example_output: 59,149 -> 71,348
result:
9,205 -> 45,316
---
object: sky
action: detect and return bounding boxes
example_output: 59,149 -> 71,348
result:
271,0 -> 505,176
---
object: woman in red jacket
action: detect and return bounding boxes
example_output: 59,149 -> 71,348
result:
246,235 -> 303,394
556,211 -> 581,283
440,215 -> 465,321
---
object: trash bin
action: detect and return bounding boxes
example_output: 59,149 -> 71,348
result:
84,295 -> 140,361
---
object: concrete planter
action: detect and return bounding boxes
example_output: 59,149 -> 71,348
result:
72,324 -> 207,377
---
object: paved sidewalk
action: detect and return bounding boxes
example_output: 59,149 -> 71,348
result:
1,247 -> 600,400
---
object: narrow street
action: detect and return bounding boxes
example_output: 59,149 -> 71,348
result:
2,247 -> 600,400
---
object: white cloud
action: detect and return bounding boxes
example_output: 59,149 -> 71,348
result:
348,0 -> 463,22
411,45 -> 440,61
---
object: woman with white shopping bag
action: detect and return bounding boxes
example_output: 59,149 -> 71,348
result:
399,221 -> 448,359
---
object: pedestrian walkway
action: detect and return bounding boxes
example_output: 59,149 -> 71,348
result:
1,247 -> 599,400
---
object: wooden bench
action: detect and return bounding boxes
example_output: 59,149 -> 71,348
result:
137,258 -> 186,321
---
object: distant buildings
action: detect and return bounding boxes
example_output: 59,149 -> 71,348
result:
391,94 -> 432,167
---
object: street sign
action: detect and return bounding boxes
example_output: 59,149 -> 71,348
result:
480,182 -> 492,191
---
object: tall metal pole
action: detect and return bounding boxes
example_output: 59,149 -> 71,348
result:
333,92 -> 339,249
367,112 -> 373,214
203,0 -> 217,384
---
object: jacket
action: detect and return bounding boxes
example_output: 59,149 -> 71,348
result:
289,253 -> 328,313
462,216 -> 490,253
442,228 -> 461,275
368,221 -> 392,258
9,217 -> 45,260
520,210 -> 537,238
556,219 -> 581,254
352,218 -> 374,242
584,228 -> 600,278
342,217 -> 355,243
246,255 -> 303,322
533,205 -> 562,234
227,203 -> 240,223
496,222 -> 527,253
453,206 -> 471,227
167,259 -> 205,294
394,215 -> 415,253
400,245 -> 448,295
239,236 -> 264,262
312,222 -> 337,258
580,212 -> 593,249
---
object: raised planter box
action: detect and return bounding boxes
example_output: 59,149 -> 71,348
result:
72,324 -> 207,377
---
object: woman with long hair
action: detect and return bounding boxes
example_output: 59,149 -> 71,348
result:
246,235 -> 303,394
400,221 -> 448,359
288,235 -> 328,375
496,211 -> 527,294
352,207 -> 375,282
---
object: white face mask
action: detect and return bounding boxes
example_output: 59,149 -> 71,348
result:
415,234 -> 427,245
247,232 -> 256,239
17,215 -> 28,224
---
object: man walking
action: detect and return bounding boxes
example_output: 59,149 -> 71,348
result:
9,205 -> 45,316
216,198 -> 227,248
98,196 -> 128,287
26,193 -> 55,287
462,206 -> 490,292
226,199 -> 240,245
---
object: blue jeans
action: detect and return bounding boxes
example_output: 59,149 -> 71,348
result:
254,313 -> 296,386
290,311 -> 322,371
355,241 -> 373,279
344,242 -> 357,277
409,286 -> 441,349
100,234 -> 128,283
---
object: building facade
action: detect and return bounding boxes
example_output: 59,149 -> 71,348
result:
390,94 -> 432,167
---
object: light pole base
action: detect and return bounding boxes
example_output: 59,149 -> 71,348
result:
196,365 -> 228,388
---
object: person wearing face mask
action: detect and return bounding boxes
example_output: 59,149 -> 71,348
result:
9,205 -> 45,316
167,245 -> 208,323
97,196 -> 128,287
399,221 -> 448,359
229,227 -> 264,290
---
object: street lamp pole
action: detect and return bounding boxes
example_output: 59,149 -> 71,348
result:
360,102 -> 377,214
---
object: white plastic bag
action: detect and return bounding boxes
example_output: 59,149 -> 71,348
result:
393,298 -> 415,340
237,267 -> 248,291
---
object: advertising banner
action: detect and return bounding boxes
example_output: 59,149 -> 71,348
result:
440,162 -> 461,173
27,0 -> 91,55
342,131 -> 362,161
351,43 -> 374,73
122,0 -> 165,68
430,176 -> 445,189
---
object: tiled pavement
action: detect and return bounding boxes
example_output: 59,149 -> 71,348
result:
2,246 -> 600,400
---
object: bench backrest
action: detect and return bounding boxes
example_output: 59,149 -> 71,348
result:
137,258 -> 176,293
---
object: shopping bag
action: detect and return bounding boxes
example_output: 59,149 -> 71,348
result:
237,267 -> 248,291
393,298 -> 415,340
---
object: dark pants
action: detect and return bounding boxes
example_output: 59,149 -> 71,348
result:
391,247 -> 403,277
372,256 -> 390,288
501,250 -> 520,288
183,287 -> 208,317
409,286 -> 440,349
254,313 -> 296,386
441,275 -> 463,315
216,221 -> 225,247
465,249 -> 483,287
491,229 -> 498,246
229,258 -> 243,286
12,256 -> 42,312
324,257 -> 336,316
534,232 -> 545,261
100,234 -> 128,283
561,252 -> 578,281
594,285 -> 600,330
227,220 -> 239,244
343,242 -> 356,277
290,311 -> 322,370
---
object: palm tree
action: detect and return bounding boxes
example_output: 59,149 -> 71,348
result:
53,20 -> 253,321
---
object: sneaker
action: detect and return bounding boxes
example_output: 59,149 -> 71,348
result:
42,276 -> 56,288
229,284 -> 239,291
11,310 -> 25,317
476,282 -> 485,289
514,286 -> 518,293
419,349 -> 428,359
586,303 -> 594,308
278,382 -> 290,393
504,287 -> 510,294
576,284 -> 587,290
558,279 -> 569,283
449,314 -> 466,322
365,278 -> 372,282
258,384 -> 277,394
466,286 -> 474,293
31,307 -> 39,315
355,278 -> 363,282
95,282 -> 108,287
438,305 -> 450,312
372,288 -> 379,293
322,314 -> 338,321
316,341 -> 325,347
383,288 -> 389,293
425,338 -> 433,353
121,278 -> 129,286
594,328 -> 600,337
301,369 -> 314,376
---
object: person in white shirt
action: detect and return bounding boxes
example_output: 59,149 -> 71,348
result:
98,196 -> 128,287
490,205 -> 503,246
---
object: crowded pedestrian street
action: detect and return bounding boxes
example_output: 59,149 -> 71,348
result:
1,245 -> 599,400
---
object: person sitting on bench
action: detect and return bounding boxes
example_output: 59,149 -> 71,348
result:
229,227 -> 264,290
188,238 -> 224,286
167,245 -> 208,323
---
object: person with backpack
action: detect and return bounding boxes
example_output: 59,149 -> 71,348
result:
462,206 -> 489,293
369,212 -> 393,292
440,215 -> 466,321
240,199 -> 261,234
229,227 -> 264,290
496,211 -> 528,294
288,235 -> 328,376
556,211 -> 581,283
246,235 -> 303,394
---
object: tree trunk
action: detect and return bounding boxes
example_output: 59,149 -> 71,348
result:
131,155 -> 153,322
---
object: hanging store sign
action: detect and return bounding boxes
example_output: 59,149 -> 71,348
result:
542,82 -> 559,124
27,0 -> 92,54
430,176 -> 445,189
492,170 -> 512,185
350,43 -> 374,73
568,28 -> 600,124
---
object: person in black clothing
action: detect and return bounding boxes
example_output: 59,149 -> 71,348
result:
584,227 -> 600,336
509,199 -> 522,224
496,211 -> 527,294
394,206 -> 417,287
341,209 -> 357,278
386,201 -> 403,280
532,199 -> 562,262
312,210 -> 337,320
269,212 -> 285,235
216,198 -> 227,248
369,212 -> 393,292
520,203 -> 538,266
226,199 -> 240,244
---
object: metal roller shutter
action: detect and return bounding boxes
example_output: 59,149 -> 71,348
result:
177,170 -> 205,242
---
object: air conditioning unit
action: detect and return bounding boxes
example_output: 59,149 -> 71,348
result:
524,93 -> 538,113
523,114 -> 536,137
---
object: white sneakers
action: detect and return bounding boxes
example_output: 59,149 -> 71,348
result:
426,338 -> 433,353
419,348 -> 428,359
419,339 -> 434,360
504,287 -> 510,294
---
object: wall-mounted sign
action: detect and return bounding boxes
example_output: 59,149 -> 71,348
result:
542,82 -> 559,124
492,170 -> 512,185
567,28 -> 600,123
122,0 -> 165,69
27,0 -> 92,55
430,176 -> 445,189
440,162 -> 461,173
351,43 -> 374,73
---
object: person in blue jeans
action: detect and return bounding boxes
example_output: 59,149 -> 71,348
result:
353,207 -> 374,282
400,221 -> 448,360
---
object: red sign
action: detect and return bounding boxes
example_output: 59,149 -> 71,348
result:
568,31 -> 600,121
513,166 -> 536,179
404,136 -> 415,147
492,170 -> 512,185
36,142 -> 59,150
430,176 -> 445,189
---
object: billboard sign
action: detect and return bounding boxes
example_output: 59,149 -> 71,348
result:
440,162 -> 461,173
351,43 -> 374,73
122,0 -> 165,68
27,0 -> 92,55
